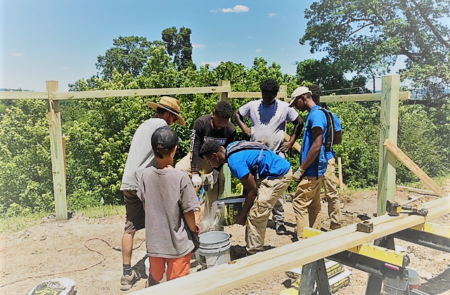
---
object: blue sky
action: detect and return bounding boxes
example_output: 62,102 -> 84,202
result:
1,0 -> 409,92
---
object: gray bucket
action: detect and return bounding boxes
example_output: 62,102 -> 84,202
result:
195,231 -> 231,269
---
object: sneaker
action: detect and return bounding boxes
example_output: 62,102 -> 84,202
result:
120,270 -> 140,291
276,222 -> 287,235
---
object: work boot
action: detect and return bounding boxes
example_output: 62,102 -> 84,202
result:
276,222 -> 287,235
120,270 -> 140,291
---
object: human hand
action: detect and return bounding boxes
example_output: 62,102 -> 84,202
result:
243,127 -> 252,137
234,211 -> 247,226
293,168 -> 305,182
192,174 -> 203,187
202,170 -> 219,189
279,142 -> 293,153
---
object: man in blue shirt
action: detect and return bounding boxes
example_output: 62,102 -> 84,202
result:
289,86 -> 328,238
311,86 -> 343,230
200,140 -> 292,254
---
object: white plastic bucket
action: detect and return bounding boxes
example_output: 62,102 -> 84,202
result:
144,257 -> 150,277
196,231 -> 231,269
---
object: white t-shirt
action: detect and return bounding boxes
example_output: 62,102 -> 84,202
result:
238,99 -> 299,156
120,118 -> 167,190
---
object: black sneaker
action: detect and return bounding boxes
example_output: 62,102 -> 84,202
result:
120,270 -> 140,291
276,222 -> 287,235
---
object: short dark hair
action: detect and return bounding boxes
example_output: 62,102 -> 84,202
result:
260,79 -> 279,94
214,101 -> 233,119
200,140 -> 221,157
156,107 -> 169,115
309,85 -> 322,104
151,126 -> 178,159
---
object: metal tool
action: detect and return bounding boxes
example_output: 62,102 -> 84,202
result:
386,200 -> 428,217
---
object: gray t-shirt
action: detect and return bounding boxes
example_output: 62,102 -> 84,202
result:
120,118 -> 167,190
238,99 -> 299,155
137,167 -> 198,258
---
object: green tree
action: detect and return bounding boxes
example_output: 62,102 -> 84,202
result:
162,27 -> 196,70
300,0 -> 450,105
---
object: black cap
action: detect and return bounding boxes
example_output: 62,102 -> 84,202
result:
151,126 -> 178,152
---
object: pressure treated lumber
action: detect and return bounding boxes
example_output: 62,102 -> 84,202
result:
0,91 -> 49,100
377,75 -> 400,216
218,80 -> 230,102
384,139 -> 445,197
397,186 -> 439,196
129,196 -> 450,295
321,91 -> 410,103
47,81 -> 67,220
52,86 -> 231,100
228,90 -> 288,100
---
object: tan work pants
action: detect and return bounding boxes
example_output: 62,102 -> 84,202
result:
246,168 -> 292,253
293,175 -> 323,238
321,158 -> 341,229
175,152 -> 225,219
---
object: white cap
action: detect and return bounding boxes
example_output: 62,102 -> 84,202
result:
289,86 -> 312,107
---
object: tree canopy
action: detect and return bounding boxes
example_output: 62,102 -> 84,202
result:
300,0 -> 450,104
162,26 -> 196,71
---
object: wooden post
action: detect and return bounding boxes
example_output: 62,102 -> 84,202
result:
218,80 -> 230,102
279,85 -> 288,101
62,134 -> 67,183
47,81 -> 67,221
223,164 -> 232,197
377,75 -> 400,216
338,157 -> 343,189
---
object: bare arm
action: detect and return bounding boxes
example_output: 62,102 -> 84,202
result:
234,172 -> 258,225
300,127 -> 323,170
233,110 -> 251,137
333,131 -> 342,145
184,210 -> 197,233
280,116 -> 304,152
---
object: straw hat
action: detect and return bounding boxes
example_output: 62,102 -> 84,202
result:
288,87 -> 312,107
146,96 -> 185,125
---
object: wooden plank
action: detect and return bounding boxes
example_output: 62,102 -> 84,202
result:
338,157 -> 343,189
321,91 -> 410,103
228,92 -> 264,99
0,91 -> 49,100
223,164 -> 232,197
283,132 -> 301,153
384,139 -> 445,197
129,196 -> 450,295
377,75 -> 400,216
47,81 -> 67,221
218,80 -> 230,102
397,186 -> 438,196
52,86 -> 231,100
278,85 -> 287,100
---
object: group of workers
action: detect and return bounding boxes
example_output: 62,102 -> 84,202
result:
118,79 -> 343,290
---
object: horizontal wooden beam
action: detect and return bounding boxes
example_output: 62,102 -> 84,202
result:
384,139 -> 445,197
321,91 -> 410,103
228,91 -> 287,99
53,86 -> 231,100
397,186 -> 438,196
0,91 -> 49,100
129,196 -> 450,295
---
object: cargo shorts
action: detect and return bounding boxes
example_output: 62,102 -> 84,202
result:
123,189 -> 145,233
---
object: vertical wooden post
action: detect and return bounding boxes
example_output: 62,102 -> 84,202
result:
62,134 -> 67,183
377,75 -> 400,216
338,157 -> 343,189
218,80 -> 232,195
47,81 -> 67,221
218,80 -> 230,102
279,85 -> 288,101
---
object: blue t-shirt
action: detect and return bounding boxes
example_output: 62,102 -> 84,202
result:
300,105 -> 328,177
226,143 -> 291,180
325,113 -> 342,161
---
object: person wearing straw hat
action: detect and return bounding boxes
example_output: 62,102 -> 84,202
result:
119,96 -> 184,290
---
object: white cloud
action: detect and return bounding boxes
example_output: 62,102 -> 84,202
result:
11,53 -> 24,57
201,61 -> 224,68
216,5 -> 249,13
255,49 -> 262,53
193,44 -> 205,49
269,13 -> 277,17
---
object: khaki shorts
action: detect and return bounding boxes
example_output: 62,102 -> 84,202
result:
123,190 -> 145,233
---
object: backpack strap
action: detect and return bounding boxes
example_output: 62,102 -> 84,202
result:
226,141 -> 269,180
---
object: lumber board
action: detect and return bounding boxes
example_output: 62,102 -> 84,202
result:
377,75 -> 400,215
47,81 -> 67,220
397,186 -> 438,196
228,91 -> 287,99
218,80 -> 230,102
0,91 -> 49,100
384,139 -> 445,197
321,91 -> 410,103
52,86 -> 231,100
129,196 -> 450,295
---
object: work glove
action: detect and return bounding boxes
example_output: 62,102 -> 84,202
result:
202,170 -> 219,189
293,167 -> 305,182
192,174 -> 203,187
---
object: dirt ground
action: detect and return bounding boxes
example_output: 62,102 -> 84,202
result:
1,181 -> 449,295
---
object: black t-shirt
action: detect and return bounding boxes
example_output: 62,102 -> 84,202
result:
190,115 -> 236,173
